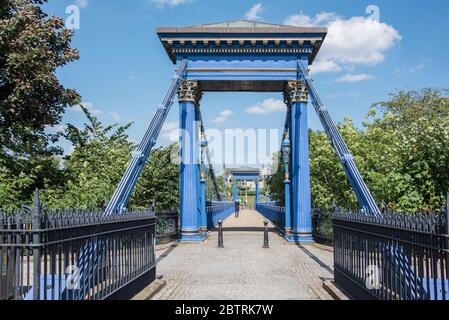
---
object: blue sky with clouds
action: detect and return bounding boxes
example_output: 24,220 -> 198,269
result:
43,0 -> 449,158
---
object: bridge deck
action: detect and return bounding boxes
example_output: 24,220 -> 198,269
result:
153,210 -> 334,300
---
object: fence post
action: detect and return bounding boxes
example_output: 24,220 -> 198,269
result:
218,220 -> 224,248
32,190 -> 42,300
446,192 -> 449,231
446,193 -> 449,262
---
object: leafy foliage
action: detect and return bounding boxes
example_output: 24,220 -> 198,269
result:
0,0 -> 80,159
130,144 -> 179,211
41,106 -> 134,209
268,89 -> 449,213
266,152 -> 284,205
0,0 -> 79,208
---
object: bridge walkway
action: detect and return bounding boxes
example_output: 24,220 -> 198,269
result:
152,210 -> 334,300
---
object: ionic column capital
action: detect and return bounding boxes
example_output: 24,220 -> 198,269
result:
283,80 -> 308,105
177,80 -> 203,107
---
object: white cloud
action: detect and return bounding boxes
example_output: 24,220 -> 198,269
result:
212,109 -> 233,123
336,73 -> 375,83
246,99 -> 284,115
245,3 -> 263,21
109,112 -> 121,121
284,12 -> 312,27
162,121 -> 178,132
212,117 -> 227,123
409,63 -> 425,73
161,121 -> 179,139
149,0 -> 193,8
75,0 -> 89,8
284,12 -> 401,75
309,59 -> 342,74
71,102 -> 103,115
284,11 -> 337,27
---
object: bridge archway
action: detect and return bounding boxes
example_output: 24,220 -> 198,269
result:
106,19 -> 380,245
226,167 -> 261,206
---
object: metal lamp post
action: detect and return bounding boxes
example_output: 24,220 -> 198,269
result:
200,132 -> 208,233
282,133 -> 292,235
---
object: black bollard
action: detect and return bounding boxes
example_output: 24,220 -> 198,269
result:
218,220 -> 224,248
263,220 -> 269,248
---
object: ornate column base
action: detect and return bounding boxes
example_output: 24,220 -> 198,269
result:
178,229 -> 208,243
199,227 -> 209,240
284,232 -> 315,245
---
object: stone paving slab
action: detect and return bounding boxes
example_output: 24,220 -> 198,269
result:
153,210 -> 334,300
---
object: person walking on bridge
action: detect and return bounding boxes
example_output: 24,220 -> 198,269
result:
235,200 -> 240,218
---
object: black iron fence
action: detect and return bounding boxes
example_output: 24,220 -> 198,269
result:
0,192 -> 156,300
333,205 -> 449,300
156,211 -> 178,245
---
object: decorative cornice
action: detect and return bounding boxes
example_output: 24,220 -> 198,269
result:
171,47 -> 312,58
283,80 -> 308,105
157,21 -> 327,64
177,80 -> 202,106
187,68 -> 298,73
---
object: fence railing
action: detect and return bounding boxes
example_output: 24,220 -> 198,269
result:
156,211 -> 178,245
0,193 -> 156,300
333,208 -> 449,300
207,201 -> 234,229
255,202 -> 285,231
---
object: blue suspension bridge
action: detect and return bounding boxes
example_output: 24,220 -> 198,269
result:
2,20 -> 448,301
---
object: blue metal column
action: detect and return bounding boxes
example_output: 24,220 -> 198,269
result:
282,133 -> 292,236
255,178 -> 260,203
199,131 -> 208,234
233,179 -> 238,202
178,80 -> 206,242
284,77 -> 314,244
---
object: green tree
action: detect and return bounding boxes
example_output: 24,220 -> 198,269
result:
130,144 -> 179,211
266,152 -> 284,205
0,0 -> 80,158
368,89 -> 449,211
267,89 -> 449,213
0,0 -> 79,207
41,106 -> 133,209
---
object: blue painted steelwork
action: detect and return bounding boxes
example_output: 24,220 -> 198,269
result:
200,127 -> 208,231
256,203 -> 285,231
178,81 -> 204,242
288,60 -> 314,243
282,134 -> 292,235
229,170 -> 260,204
206,201 -> 235,229
198,111 -> 222,201
298,60 -> 381,217
105,60 -> 188,214
233,180 -> 238,202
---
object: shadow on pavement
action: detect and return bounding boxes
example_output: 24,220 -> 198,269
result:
156,244 -> 178,264
297,245 -> 334,275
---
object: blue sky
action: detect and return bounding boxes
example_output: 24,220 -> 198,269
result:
43,0 -> 449,163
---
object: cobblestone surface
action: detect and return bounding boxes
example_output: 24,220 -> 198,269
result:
153,210 -> 334,300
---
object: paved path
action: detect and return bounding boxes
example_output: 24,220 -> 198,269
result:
153,210 -> 334,300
